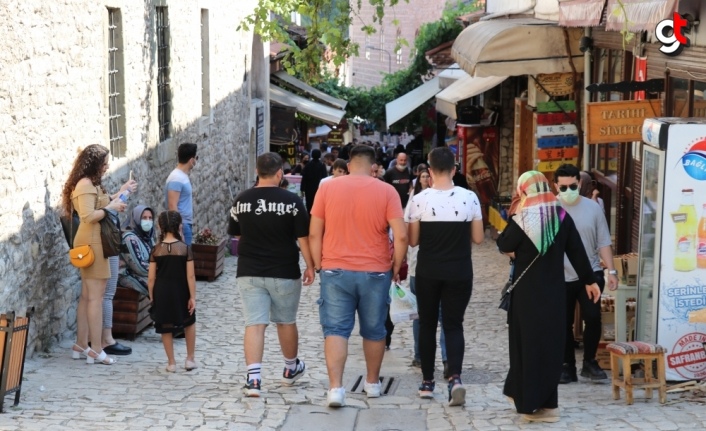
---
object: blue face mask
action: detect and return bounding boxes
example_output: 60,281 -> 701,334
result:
141,220 -> 154,232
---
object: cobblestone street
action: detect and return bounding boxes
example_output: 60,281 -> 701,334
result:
3,239 -> 706,430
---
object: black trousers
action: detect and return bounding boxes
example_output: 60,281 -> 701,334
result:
564,272 -> 605,366
415,275 -> 472,381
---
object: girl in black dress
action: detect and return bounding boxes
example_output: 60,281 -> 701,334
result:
497,171 -> 600,423
148,211 -> 197,373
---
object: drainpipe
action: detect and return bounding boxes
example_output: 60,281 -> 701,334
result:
582,27 -> 591,171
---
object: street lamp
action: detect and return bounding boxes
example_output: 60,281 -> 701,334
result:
366,45 -> 392,74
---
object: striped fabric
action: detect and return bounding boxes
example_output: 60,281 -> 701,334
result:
514,171 -> 564,255
606,341 -> 666,355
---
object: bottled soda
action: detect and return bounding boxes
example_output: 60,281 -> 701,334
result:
698,204 -> 706,269
672,189 -> 697,272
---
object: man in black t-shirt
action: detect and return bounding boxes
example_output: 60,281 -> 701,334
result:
383,152 -> 413,208
228,152 -> 315,397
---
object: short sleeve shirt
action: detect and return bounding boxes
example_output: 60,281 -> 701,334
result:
165,169 -> 193,223
562,196 -> 613,281
228,187 -> 309,279
408,187 -> 483,280
311,175 -> 403,272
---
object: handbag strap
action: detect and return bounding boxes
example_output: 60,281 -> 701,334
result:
506,253 -> 540,295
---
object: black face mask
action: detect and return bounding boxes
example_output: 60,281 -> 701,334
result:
302,160 -> 309,165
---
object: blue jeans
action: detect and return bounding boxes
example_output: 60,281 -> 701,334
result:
182,223 -> 193,245
318,269 -> 392,340
411,276 -> 447,362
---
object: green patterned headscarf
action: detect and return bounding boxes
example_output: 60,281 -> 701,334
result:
514,171 -> 564,255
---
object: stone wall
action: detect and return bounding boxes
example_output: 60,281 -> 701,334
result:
348,0 -> 446,88
0,0 -> 265,355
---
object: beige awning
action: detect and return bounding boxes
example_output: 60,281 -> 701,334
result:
438,63 -> 470,89
559,0 -> 607,27
270,84 -> 346,125
451,18 -> 585,78
605,0 -> 676,33
273,71 -> 348,110
435,75 -> 508,119
385,77 -> 441,129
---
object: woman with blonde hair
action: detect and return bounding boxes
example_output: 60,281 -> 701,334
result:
62,144 -> 135,365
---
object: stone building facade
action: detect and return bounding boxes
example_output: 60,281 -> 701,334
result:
346,0 -> 447,88
0,0 -> 268,355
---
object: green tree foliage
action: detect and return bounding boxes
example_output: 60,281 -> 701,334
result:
316,2 -> 480,132
240,0 -> 409,83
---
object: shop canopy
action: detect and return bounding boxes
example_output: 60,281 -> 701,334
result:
605,0 -> 677,33
451,18 -> 585,78
272,71 -> 348,110
437,63 -> 469,89
385,77 -> 441,129
558,0 -> 607,27
270,84 -> 346,125
435,75 -> 508,119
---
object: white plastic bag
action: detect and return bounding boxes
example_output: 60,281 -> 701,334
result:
389,282 -> 418,324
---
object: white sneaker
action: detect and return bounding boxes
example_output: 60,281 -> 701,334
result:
363,381 -> 382,398
327,387 -> 346,407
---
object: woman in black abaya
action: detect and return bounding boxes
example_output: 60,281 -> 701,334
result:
497,171 -> 600,423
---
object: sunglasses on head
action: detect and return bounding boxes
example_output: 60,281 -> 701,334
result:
558,183 -> 579,192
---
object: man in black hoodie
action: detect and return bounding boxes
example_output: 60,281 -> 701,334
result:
301,149 -> 328,213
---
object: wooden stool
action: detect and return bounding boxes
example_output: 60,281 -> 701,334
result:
607,341 -> 667,405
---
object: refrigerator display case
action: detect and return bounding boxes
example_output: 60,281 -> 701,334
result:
637,118 -> 706,381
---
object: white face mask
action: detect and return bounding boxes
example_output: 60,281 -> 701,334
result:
396,163 -> 407,171
141,220 -> 154,231
559,188 -> 580,204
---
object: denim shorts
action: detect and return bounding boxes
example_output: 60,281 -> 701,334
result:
318,269 -> 392,340
237,276 -> 302,326
183,223 -> 193,246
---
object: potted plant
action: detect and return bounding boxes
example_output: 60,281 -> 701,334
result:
191,228 -> 227,281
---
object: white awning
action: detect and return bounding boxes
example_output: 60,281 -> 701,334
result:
451,18 -> 584,78
270,84 -> 346,125
308,125 -> 332,138
385,77 -> 441,129
605,0 -> 676,33
559,0 -> 607,27
438,63 -> 469,89
435,75 -> 508,119
273,71 -> 348,110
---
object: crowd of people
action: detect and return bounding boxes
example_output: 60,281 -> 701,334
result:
62,140 -> 617,424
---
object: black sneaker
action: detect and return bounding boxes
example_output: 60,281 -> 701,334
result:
559,364 -> 578,384
447,377 -> 466,406
281,359 -> 306,385
580,359 -> 608,380
418,380 -> 435,399
244,378 -> 261,397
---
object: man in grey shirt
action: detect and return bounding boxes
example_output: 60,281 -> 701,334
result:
554,164 -> 619,383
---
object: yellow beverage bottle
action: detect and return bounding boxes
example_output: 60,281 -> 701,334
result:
673,189 -> 697,272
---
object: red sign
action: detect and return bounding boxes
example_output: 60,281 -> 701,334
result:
538,147 -> 579,161
535,112 -> 577,125
634,56 -> 647,100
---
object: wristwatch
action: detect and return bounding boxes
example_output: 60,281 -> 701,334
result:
315,268 -> 321,274
608,269 -> 618,275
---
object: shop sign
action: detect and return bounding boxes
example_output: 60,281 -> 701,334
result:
536,124 -> 578,137
534,73 -> 574,96
586,99 -> 662,144
537,158 -> 579,173
328,129 -> 343,144
537,135 -> 579,148
535,111 -> 577,125
536,100 -> 576,113
538,147 -> 579,161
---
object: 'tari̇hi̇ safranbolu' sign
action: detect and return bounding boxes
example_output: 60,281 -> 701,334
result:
586,99 -> 662,144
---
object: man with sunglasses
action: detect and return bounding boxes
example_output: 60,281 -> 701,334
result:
554,164 -> 619,384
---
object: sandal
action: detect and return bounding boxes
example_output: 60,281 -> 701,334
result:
87,349 -> 116,365
71,344 -> 90,360
185,359 -> 198,371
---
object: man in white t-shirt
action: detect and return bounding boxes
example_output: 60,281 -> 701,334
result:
408,147 -> 484,406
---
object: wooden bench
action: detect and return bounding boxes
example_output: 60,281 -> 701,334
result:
112,287 -> 152,340
0,308 -> 33,412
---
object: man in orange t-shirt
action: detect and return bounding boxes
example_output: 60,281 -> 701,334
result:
309,145 -> 408,408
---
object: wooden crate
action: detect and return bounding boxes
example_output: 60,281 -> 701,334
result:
192,238 -> 227,281
112,287 -> 152,340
